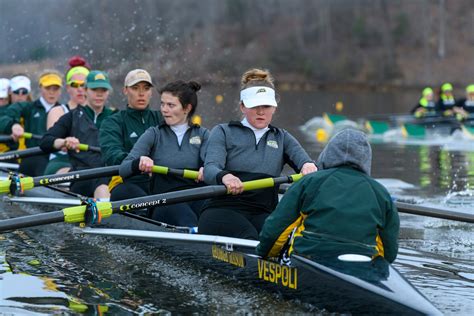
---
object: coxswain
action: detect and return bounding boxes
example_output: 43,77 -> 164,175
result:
411,87 -> 437,118
199,68 -> 317,240
40,70 -> 115,199
99,69 -> 163,201
120,80 -> 208,226
256,129 -> 400,263
0,70 -> 63,176
44,56 -> 91,175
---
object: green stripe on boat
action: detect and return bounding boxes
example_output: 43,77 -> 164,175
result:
401,123 -> 425,138
365,121 -> 390,135
323,113 -> 347,126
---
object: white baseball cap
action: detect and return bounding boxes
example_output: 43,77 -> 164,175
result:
240,86 -> 277,108
0,78 -> 10,98
124,69 -> 153,87
10,75 -> 31,92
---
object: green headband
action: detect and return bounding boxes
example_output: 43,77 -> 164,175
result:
66,66 -> 90,85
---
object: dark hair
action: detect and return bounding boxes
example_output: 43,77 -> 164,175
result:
159,80 -> 201,123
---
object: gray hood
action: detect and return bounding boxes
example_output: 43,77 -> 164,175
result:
316,128 -> 372,175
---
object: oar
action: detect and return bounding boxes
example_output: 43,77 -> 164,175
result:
394,201 -> 474,223
0,144 -> 101,162
0,164 -> 199,194
0,174 -> 302,232
0,132 -> 42,143
0,165 -> 120,194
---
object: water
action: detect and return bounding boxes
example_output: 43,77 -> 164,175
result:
1,87 -> 473,314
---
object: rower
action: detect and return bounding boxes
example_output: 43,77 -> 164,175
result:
199,68 -> 317,240
0,70 -> 63,176
119,80 -> 208,227
256,129 -> 400,263
39,70 -> 116,199
9,75 -> 32,103
44,56 -> 91,175
436,82 -> 458,117
0,78 -> 15,154
99,69 -> 163,201
411,87 -> 437,118
454,84 -> 474,119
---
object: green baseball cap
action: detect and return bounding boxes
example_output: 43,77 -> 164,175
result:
441,82 -> 453,92
466,84 -> 474,94
86,70 -> 112,90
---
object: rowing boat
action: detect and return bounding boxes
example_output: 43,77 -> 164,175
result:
0,168 -> 443,314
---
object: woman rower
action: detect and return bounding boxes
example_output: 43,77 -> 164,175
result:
0,78 -> 13,153
9,75 -> 32,103
256,129 -> 400,263
119,80 -> 208,227
99,69 -> 163,201
200,68 -> 317,240
411,87 -> 437,118
454,84 -> 474,119
0,70 -> 63,176
44,56 -> 91,175
40,70 -> 115,199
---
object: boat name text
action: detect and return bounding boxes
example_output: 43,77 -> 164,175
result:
257,259 -> 297,289
211,245 -> 245,267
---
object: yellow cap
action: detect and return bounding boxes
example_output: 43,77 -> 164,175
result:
39,73 -> 63,87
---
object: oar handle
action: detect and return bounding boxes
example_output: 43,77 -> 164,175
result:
77,144 -> 101,153
242,174 -> 302,191
22,132 -> 43,140
0,147 -> 44,161
151,165 -> 199,180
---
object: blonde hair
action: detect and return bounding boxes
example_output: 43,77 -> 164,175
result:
240,68 -> 275,90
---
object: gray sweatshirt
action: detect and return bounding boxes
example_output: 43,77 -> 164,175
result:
120,123 -> 209,193
203,121 -> 314,213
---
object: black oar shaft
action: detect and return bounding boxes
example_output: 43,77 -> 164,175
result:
0,211 -> 65,231
33,165 -> 119,186
395,202 -> 474,223
0,147 -> 45,161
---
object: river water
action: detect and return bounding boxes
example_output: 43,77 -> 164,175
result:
0,86 -> 473,314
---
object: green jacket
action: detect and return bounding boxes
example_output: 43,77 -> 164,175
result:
0,105 -> 18,151
256,166 -> 399,263
99,106 -> 163,183
0,99 -> 49,148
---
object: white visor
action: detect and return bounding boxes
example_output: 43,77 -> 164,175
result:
240,86 -> 277,108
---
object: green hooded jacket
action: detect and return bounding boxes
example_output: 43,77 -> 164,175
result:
256,129 -> 399,263
0,99 -> 51,147
99,105 -> 163,184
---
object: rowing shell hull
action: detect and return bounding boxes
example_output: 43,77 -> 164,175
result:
0,174 -> 441,315
90,214 -> 441,315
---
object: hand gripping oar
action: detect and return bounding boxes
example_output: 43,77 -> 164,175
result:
0,132 -> 43,143
0,174 -> 302,232
0,144 -> 101,162
0,164 -> 198,195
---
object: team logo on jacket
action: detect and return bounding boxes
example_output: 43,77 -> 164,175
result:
34,112 -> 40,118
266,140 -> 278,149
189,136 -> 201,145
129,132 -> 138,138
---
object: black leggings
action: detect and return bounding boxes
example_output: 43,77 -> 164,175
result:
19,155 -> 49,177
70,177 -> 110,198
110,182 -> 149,201
198,208 -> 269,240
150,200 -> 204,227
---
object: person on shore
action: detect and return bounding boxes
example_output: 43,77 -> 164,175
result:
256,129 -> 400,263
454,84 -> 474,118
0,70 -> 63,176
411,87 -> 437,118
40,70 -> 115,199
99,69 -> 163,201
44,56 -> 91,175
199,68 -> 317,240
120,80 -> 208,227
9,75 -> 32,103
